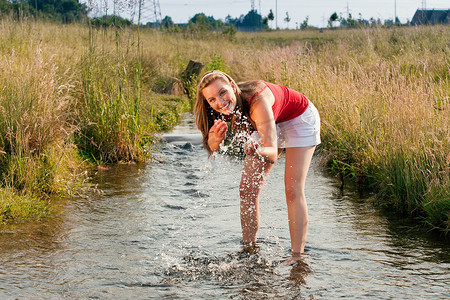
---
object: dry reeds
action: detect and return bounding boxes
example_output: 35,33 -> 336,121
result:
0,18 -> 447,232
223,27 -> 449,233
0,20 -> 189,222
0,24 -> 80,220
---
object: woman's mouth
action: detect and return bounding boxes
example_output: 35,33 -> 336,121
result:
221,103 -> 232,113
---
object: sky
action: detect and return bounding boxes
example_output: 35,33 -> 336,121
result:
85,0 -> 450,28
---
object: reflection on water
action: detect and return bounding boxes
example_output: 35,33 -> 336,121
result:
0,113 -> 449,299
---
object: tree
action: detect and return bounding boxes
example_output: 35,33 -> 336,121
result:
0,0 -> 11,12
161,15 -> 174,28
262,16 -> 268,28
384,18 -> 394,26
284,12 -> 291,29
0,0 -> 34,20
225,14 -> 233,24
346,13 -> 356,28
91,15 -> 131,28
328,12 -> 338,28
26,0 -> 88,22
338,12 -> 348,27
267,9 -> 274,27
300,16 -> 309,30
241,10 -> 262,29
189,13 -> 221,30
226,9 -> 267,31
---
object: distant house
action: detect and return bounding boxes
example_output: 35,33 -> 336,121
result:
411,9 -> 450,25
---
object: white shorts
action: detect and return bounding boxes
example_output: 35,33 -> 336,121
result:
250,100 -> 321,149
276,100 -> 321,148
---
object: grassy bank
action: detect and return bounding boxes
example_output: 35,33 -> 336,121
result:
0,20 -> 190,223
145,25 -> 449,233
0,20 -> 448,234
233,27 -> 449,234
153,26 -> 448,233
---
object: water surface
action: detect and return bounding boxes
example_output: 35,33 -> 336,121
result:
1,114 -> 448,299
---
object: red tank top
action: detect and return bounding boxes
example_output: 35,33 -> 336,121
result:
249,82 -> 309,124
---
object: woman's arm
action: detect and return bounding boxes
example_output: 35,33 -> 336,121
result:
245,89 -> 278,163
207,119 -> 228,152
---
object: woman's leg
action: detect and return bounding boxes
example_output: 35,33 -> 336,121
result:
239,155 -> 274,245
284,146 -> 316,254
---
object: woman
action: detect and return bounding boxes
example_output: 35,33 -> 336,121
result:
195,70 -> 320,262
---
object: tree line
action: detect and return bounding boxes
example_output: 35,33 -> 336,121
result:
327,12 -> 404,28
0,0 -> 410,30
0,1 -> 267,31
0,0 -> 88,23
162,10 -> 268,32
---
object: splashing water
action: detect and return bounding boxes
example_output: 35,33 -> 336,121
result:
0,113 -> 448,299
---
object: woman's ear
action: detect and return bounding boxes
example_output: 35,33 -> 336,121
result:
231,81 -> 237,93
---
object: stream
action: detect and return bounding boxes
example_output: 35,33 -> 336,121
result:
1,113 -> 449,299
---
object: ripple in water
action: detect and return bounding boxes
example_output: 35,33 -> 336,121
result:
0,113 -> 448,300
156,249 -> 314,299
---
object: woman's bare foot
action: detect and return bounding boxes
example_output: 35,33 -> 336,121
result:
242,241 -> 260,255
278,252 -> 304,266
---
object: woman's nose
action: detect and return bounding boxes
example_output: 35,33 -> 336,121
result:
217,96 -> 225,107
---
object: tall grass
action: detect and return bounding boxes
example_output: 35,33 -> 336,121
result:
0,22 -> 82,221
153,26 -> 448,233
223,27 -> 449,233
76,30 -> 145,163
0,18 -> 447,233
0,20 -> 190,223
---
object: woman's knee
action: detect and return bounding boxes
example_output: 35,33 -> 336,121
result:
285,185 -> 305,203
239,178 -> 263,200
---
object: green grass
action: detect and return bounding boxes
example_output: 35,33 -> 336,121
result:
76,49 -> 144,163
0,187 -> 50,223
0,19 -> 447,234
0,19 -> 190,224
219,27 -> 449,234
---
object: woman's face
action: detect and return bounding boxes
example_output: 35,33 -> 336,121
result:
202,78 -> 237,115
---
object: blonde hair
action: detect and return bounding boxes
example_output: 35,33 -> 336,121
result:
195,70 -> 255,154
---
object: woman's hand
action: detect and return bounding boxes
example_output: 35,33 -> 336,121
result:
210,119 -> 227,141
208,119 -> 228,151
244,137 -> 261,155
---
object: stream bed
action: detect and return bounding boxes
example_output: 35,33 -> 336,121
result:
1,114 -> 449,299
